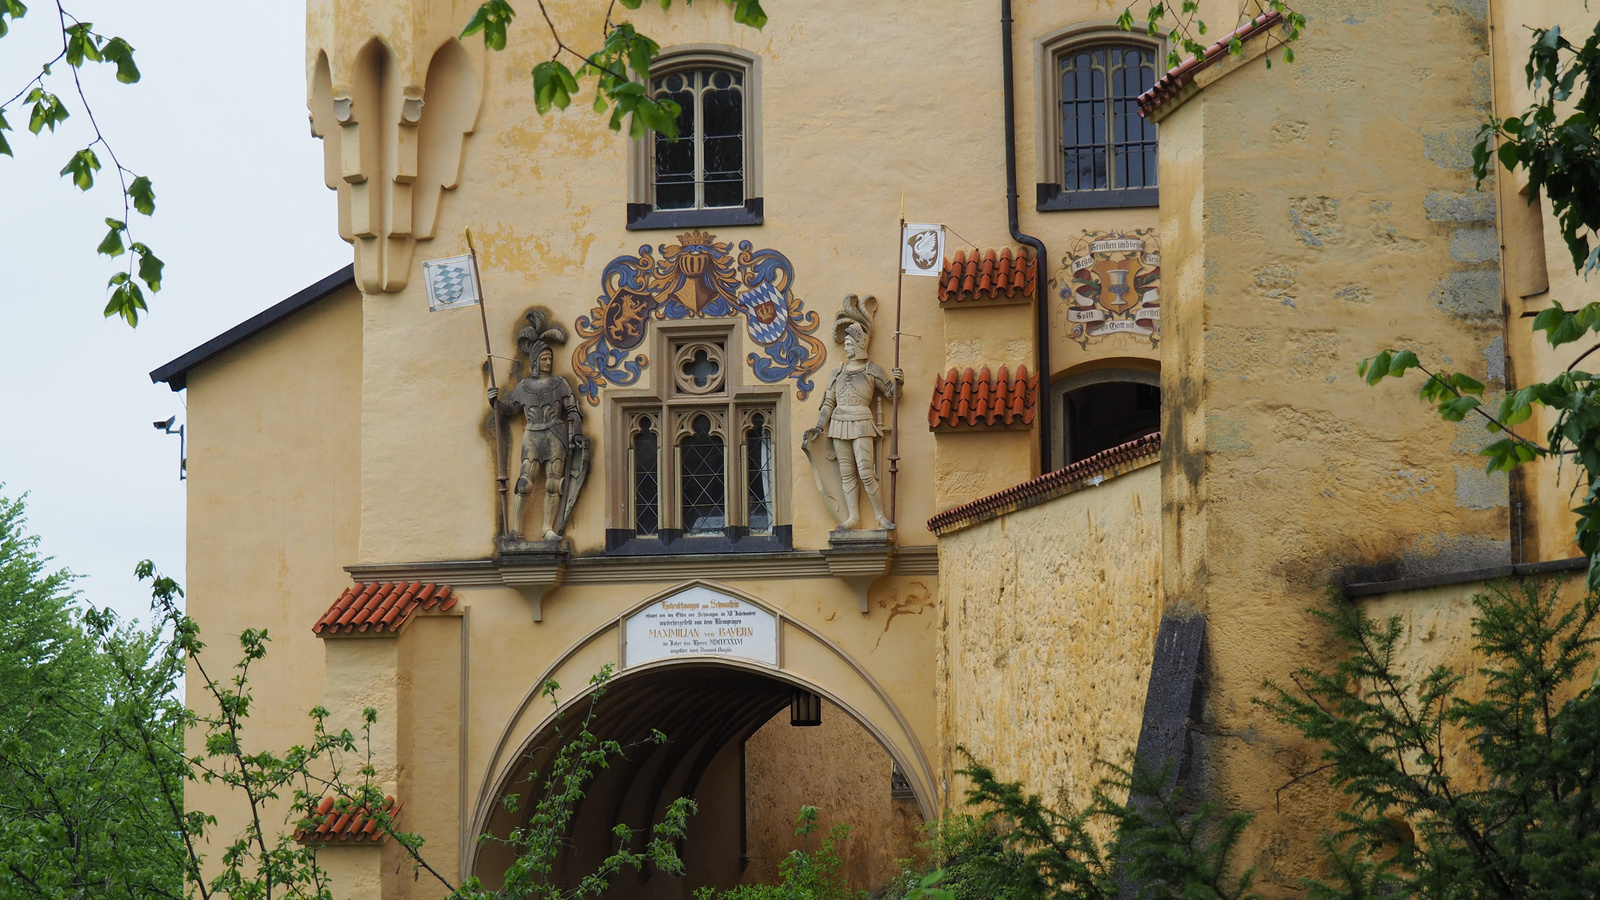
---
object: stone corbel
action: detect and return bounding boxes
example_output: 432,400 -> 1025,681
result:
825,529 -> 894,613
498,541 -> 570,622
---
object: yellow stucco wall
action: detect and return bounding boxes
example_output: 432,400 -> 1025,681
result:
1149,1 -> 1526,891
1494,0 -> 1600,564
172,0 -> 1600,897
936,461 -> 1162,814
742,700 -> 924,892
182,283 -> 364,878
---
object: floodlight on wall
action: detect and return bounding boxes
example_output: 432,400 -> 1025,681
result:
790,688 -> 822,726
153,416 -> 186,481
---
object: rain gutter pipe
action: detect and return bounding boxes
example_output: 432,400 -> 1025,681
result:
1001,0 -> 1052,472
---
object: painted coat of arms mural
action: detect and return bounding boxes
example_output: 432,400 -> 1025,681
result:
1058,229 -> 1161,348
572,231 -> 826,404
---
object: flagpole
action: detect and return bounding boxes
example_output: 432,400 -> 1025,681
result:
888,194 -> 905,527
467,229 -> 510,537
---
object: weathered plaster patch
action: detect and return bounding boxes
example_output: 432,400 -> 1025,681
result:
1452,411 -> 1495,454
1335,283 -> 1372,304
1205,327 -> 1275,378
1253,263 -> 1298,306
945,338 -> 984,368
1370,221 -> 1428,253
1483,334 -> 1505,383
1313,0 -> 1386,24
1402,533 -> 1511,577
1450,227 -> 1500,263
1444,0 -> 1489,21
1271,118 -> 1309,144
1385,467 -> 1436,502
1428,270 -> 1501,319
1205,190 -> 1264,241
1424,191 -> 1496,223
1422,124 -> 1481,171
1471,58 -> 1492,107
1205,414 -> 1251,452
1293,46 -> 1358,92
1454,464 -> 1509,509
1289,196 -> 1342,247
1289,332 -> 1342,380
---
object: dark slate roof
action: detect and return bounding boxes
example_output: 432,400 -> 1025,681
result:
148,264 -> 355,391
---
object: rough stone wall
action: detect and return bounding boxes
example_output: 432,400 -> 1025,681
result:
936,462 -> 1162,815
742,701 -> 924,893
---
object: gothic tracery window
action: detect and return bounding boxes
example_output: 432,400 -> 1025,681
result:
615,332 -> 785,550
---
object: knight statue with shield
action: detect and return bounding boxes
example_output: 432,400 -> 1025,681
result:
802,294 -> 903,531
488,307 -> 590,541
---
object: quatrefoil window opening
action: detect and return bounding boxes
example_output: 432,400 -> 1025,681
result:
673,340 -> 727,395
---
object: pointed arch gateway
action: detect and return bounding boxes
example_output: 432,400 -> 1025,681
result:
468,580 -> 935,892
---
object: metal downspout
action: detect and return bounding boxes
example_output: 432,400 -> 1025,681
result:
1001,0 -> 1052,472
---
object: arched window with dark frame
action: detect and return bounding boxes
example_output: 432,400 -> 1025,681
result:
651,68 -> 745,212
1039,41 -> 1159,211
1049,370 -> 1161,467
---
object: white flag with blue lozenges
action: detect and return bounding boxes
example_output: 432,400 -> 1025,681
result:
422,254 -> 482,311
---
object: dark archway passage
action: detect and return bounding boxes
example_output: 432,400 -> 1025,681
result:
474,663 -> 920,900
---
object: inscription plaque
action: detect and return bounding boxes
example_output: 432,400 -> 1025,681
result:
623,586 -> 778,667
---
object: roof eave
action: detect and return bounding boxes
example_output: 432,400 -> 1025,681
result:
148,264 -> 356,392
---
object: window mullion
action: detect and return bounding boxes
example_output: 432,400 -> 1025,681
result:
693,76 -> 706,210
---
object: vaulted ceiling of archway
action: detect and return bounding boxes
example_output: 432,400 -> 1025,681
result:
497,664 -> 795,821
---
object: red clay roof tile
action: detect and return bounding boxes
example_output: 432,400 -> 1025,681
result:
294,794 -> 401,844
1138,11 -> 1283,118
938,249 -> 1038,304
928,433 -> 1161,534
928,365 -> 1039,430
313,582 -> 455,636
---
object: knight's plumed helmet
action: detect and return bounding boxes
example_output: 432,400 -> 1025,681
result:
832,294 -> 877,349
517,306 -> 568,364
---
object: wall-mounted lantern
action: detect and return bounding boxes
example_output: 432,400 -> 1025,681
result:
790,688 -> 822,726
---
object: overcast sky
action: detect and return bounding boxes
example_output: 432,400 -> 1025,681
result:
0,2 -> 349,624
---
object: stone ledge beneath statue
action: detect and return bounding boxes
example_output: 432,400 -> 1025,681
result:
824,529 -> 894,613
494,538 -> 569,622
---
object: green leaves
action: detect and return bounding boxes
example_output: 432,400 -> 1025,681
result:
127,174 -> 155,215
532,60 -> 580,113
58,146 -> 99,189
1120,0 -> 1307,70
104,272 -> 146,326
101,240 -> 162,326
100,37 -> 139,83
466,0 -> 758,139
97,217 -> 126,257
1266,583 -> 1600,896
0,0 -> 26,38
460,0 -> 515,50
1357,348 -> 1420,385
1476,20 -> 1600,276
0,107 -> 11,158
25,87 -> 68,134
59,23 -> 140,81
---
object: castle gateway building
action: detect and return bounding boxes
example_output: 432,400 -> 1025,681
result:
154,0 -> 1596,895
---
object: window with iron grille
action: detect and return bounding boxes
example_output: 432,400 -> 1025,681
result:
1037,36 -> 1160,211
626,49 -> 763,231
652,69 -> 745,211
